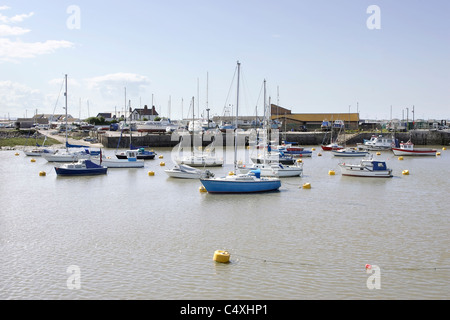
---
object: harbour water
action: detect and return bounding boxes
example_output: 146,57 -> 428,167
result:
1,146 -> 449,300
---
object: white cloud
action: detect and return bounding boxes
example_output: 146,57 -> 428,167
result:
0,25 -> 30,36
86,73 -> 151,89
0,8 -> 73,62
85,73 -> 151,101
0,38 -> 74,62
0,11 -> 34,24
0,81 -> 42,115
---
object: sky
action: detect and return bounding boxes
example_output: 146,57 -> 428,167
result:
0,0 -> 449,121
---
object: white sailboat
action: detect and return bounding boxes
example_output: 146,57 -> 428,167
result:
241,80 -> 302,177
165,164 -> 203,179
43,74 -> 92,162
200,61 -> 281,193
175,97 -> 223,167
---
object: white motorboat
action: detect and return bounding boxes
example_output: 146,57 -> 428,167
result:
331,148 -> 370,157
239,162 -> 303,177
391,140 -> 437,156
92,150 -> 144,168
338,158 -> 393,178
136,119 -> 179,133
165,164 -> 203,179
175,154 -> 224,167
357,134 -> 397,151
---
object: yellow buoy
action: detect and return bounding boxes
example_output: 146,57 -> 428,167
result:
402,170 -> 409,175
199,185 -> 207,193
159,161 -> 165,166
213,250 -> 230,263
302,182 -> 311,189
436,152 -> 441,156
311,148 -> 316,151
228,171 -> 235,176
398,156 -> 404,160
148,171 -> 155,176
328,170 -> 335,175
296,159 -> 302,163
30,158 -> 36,162
376,152 -> 381,155
317,153 -> 322,157
443,147 -> 447,150
39,171 -> 46,176
15,152 -> 19,156
158,155 -> 163,159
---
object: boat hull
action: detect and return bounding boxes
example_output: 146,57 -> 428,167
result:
55,167 -> 107,176
176,157 -> 223,167
165,170 -> 201,179
332,150 -> 369,157
251,158 -> 295,165
200,178 -> 281,193
392,148 -> 436,156
116,153 -> 155,160
91,159 -> 144,168
321,145 -> 343,151
43,153 -> 79,162
338,164 -> 392,178
239,165 -> 302,177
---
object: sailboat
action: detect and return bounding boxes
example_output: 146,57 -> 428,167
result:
200,61 -> 281,193
43,74 -> 92,162
240,80 -> 303,177
24,134 -> 56,156
176,97 -> 223,167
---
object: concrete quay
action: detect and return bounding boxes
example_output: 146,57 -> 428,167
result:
98,129 -> 450,149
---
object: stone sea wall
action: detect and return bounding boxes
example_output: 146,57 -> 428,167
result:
98,129 -> 450,148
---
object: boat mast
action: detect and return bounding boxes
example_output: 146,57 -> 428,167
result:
263,79 -> 267,164
234,61 -> 240,172
64,74 -> 68,150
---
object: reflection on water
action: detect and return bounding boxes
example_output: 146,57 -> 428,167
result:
1,147 -> 449,299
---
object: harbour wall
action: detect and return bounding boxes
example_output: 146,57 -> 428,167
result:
98,129 -> 450,148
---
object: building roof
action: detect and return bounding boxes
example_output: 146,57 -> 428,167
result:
133,105 -> 159,116
272,113 -> 360,122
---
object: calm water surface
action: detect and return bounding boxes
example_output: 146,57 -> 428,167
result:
1,146 -> 449,299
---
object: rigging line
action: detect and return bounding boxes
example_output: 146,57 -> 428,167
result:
239,68 -> 254,116
222,64 -> 238,112
51,75 -> 66,116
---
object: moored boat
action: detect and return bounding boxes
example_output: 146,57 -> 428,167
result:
321,142 -> 344,151
357,134 -> 397,151
116,147 -> 156,160
199,62 -> 281,193
331,148 -> 370,157
175,154 -> 224,167
165,164 -> 203,179
338,158 -> 393,178
200,168 -> 281,193
391,140 -> 437,156
55,159 -> 108,176
136,119 -> 179,133
92,150 -> 144,168
239,162 -> 303,177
